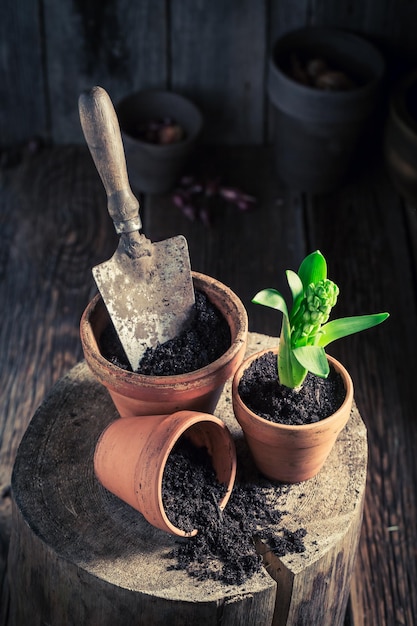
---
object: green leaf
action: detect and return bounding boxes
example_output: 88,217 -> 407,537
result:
289,352 -> 310,387
286,270 -> 303,302
278,316 -> 307,388
317,313 -> 390,347
298,250 -> 327,289
293,345 -> 330,378
277,316 -> 293,387
286,269 -> 304,318
252,288 -> 289,319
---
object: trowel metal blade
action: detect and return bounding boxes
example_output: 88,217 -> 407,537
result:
93,235 -> 195,372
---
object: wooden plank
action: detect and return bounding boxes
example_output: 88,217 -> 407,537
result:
0,0 -> 47,144
144,146 -> 306,334
0,146 -> 117,623
269,0 -> 417,62
269,0 -> 310,40
43,0 -> 167,143
307,0 -> 417,63
305,161 -> 417,626
170,0 -> 266,144
3,1 -> 417,148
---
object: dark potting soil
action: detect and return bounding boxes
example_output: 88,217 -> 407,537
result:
162,438 -> 306,586
238,350 -> 346,425
100,290 -> 231,375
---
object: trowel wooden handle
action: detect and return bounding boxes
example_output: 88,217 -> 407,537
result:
79,86 -> 141,234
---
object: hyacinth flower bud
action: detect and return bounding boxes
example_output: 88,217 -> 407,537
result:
291,279 -> 339,346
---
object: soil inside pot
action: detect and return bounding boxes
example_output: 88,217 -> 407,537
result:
163,438 -> 306,585
132,117 -> 185,144
162,437 -> 227,534
238,351 -> 346,425
286,54 -> 358,91
100,290 -> 231,375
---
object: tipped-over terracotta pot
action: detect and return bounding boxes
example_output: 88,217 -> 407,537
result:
94,410 -> 237,537
80,272 -> 248,417
232,347 -> 354,483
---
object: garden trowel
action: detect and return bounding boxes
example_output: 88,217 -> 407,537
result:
79,86 -> 195,372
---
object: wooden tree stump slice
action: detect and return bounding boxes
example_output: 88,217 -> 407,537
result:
8,333 -> 367,626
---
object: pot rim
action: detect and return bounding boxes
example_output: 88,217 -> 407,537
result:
80,271 -> 248,390
269,27 -> 385,98
116,89 -> 203,149
152,411 -> 237,536
232,346 -> 354,432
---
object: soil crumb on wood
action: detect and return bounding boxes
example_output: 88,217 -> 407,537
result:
100,290 -> 231,375
238,351 -> 346,425
163,438 -> 306,585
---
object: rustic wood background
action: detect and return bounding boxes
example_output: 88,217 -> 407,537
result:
1,1 -> 417,625
1,143 -> 416,625
1,0 -> 417,147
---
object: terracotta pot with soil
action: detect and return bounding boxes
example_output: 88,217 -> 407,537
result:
94,410 -> 236,537
80,271 -> 248,417
232,347 -> 353,483
232,250 -> 388,483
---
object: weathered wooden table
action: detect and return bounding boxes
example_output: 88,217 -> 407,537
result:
8,332 -> 367,626
1,145 -> 416,625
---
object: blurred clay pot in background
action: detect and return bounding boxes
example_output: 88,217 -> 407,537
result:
268,27 -> 385,193
116,90 -> 203,194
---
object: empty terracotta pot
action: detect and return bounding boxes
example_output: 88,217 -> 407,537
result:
94,410 -> 237,537
232,347 -> 353,483
80,272 -> 248,417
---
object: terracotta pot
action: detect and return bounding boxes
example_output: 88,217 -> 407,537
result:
232,347 -> 354,483
94,410 -> 237,537
268,27 -> 384,192
116,90 -> 203,194
80,272 -> 248,417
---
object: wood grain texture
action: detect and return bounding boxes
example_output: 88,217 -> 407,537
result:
3,1 -> 417,146
43,0 -> 167,143
0,0 -> 47,144
8,333 -> 366,626
170,0 -> 266,144
144,145 -> 306,335
305,162 -> 417,626
0,146 -> 116,624
306,0 -> 417,63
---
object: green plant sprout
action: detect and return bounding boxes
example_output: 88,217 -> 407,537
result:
252,250 -> 389,389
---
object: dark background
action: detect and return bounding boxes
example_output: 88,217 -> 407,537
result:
1,3 -> 417,625
1,0 -> 417,147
